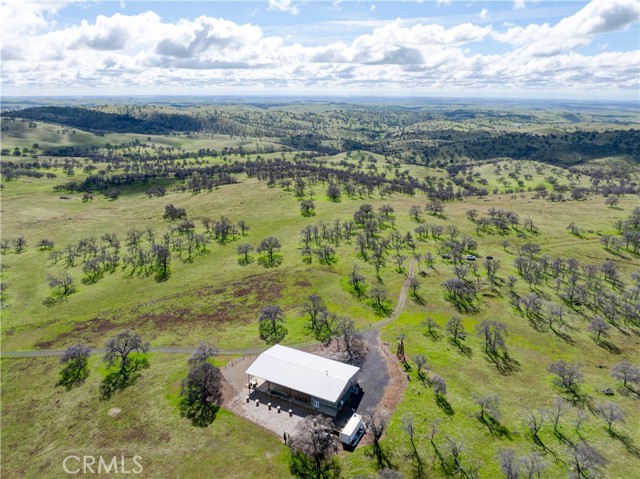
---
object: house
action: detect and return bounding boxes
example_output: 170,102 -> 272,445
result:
245,344 -> 360,417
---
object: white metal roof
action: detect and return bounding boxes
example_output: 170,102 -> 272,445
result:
245,345 -> 360,403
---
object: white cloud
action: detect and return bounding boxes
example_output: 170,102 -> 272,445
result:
479,8 -> 488,20
436,0 -> 452,5
513,0 -> 526,11
370,5 -> 376,13
268,0 -> 299,16
494,0 -> 640,56
1,0 -> 638,98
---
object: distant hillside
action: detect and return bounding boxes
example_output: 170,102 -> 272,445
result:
3,106 -> 204,134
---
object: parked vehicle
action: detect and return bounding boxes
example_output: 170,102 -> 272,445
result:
341,413 -> 365,446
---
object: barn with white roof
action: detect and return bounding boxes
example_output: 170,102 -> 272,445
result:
245,345 -> 360,417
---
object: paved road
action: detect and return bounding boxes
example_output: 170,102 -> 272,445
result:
0,260 -> 417,359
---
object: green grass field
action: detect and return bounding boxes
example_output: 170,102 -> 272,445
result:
1,116 -> 639,478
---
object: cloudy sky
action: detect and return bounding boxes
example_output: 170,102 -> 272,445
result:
1,0 -> 638,99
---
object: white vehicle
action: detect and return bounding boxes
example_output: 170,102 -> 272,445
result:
341,413 -> 365,446
465,254 -> 476,261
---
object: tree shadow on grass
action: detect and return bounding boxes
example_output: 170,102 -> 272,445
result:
155,271 -> 171,283
57,366 -> 90,391
485,350 -> 520,375
258,255 -> 283,268
100,357 -> 149,400
550,326 -> 574,345
238,256 -> 254,266
435,394 -> 454,416
370,302 -> 393,317
180,400 -> 220,428
594,338 -> 623,354
479,415 -> 512,439
608,429 -> 640,458
289,450 -> 341,479
449,338 -> 472,358
412,293 -> 426,306
364,444 -> 395,471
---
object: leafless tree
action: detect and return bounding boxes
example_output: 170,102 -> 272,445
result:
188,342 -> 219,365
497,448 -> 520,479
525,410 -> 546,447
519,452 -> 547,479
595,401 -> 625,431
348,264 -> 366,296
472,393 -> 501,422
335,316 -> 368,366
421,317 -> 440,339
610,361 -> 640,389
545,397 -> 569,435
180,360 -> 223,427
289,415 -> 340,479
568,442 -> 606,479
412,354 -> 430,380
446,316 -> 466,344
258,305 -> 287,344
587,317 -> 610,341
401,414 -> 425,479
548,360 -> 583,394
364,408 -> 391,471
57,344 -> 91,390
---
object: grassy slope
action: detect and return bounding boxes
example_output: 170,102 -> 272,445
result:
1,125 -> 639,478
0,354 -> 290,478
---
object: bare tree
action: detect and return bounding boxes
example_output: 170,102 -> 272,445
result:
421,317 -> 440,339
288,415 -> 340,479
237,243 -> 253,264
519,452 -> 547,479
548,360 -> 583,394
364,408 -> 391,471
401,414 -> 425,479
300,199 -> 315,217
303,295 -> 327,337
348,264 -> 366,296
101,330 -> 149,398
258,305 -> 287,344
180,360 -> 223,427
257,236 -> 282,266
446,316 -> 466,345
369,285 -> 389,311
610,361 -> 640,389
568,442 -> 606,479
497,448 -> 520,479
587,317 -> 610,341
545,397 -> 569,435
188,342 -> 219,365
57,344 -> 91,390
335,316 -> 368,366
47,273 -> 76,299
524,409 -> 545,443
472,393 -> 501,422
430,375 -> 448,407
408,276 -> 420,297
476,320 -> 508,355
595,401 -> 625,431
412,354 -> 430,380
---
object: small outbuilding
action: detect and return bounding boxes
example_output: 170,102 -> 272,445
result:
245,345 -> 360,417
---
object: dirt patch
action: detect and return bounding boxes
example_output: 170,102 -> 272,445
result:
295,280 -> 312,287
35,271 -> 289,348
233,288 -> 251,297
35,318 -> 116,349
